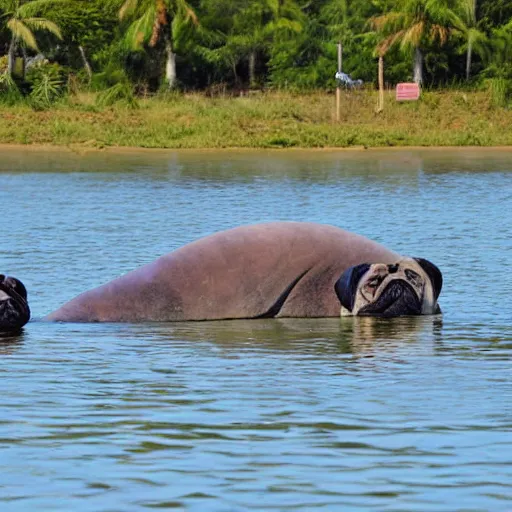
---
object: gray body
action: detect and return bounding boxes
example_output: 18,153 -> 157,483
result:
44,222 -> 400,322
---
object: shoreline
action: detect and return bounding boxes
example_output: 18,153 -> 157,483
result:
2,142 -> 512,155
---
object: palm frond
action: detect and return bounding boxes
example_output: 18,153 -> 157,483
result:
175,0 -> 198,25
429,23 -> 449,45
459,0 -> 476,25
377,29 -> 406,55
17,0 -> 67,18
119,0 -> 139,20
449,11 -> 467,33
0,0 -> 17,15
123,6 -> 154,50
24,17 -> 62,38
467,27 -> 487,45
458,27 -> 488,55
370,12 -> 406,32
401,21 -> 424,48
149,0 -> 167,46
7,18 -> 38,49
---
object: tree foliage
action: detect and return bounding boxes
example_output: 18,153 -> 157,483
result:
0,0 -> 63,74
1,0 -> 512,93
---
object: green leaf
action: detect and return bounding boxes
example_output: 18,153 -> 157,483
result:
7,18 -> 39,49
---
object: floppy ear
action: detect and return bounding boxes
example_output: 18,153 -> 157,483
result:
9,278 -> 28,300
414,258 -> 443,301
334,263 -> 370,312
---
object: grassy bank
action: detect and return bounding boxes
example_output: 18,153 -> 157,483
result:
1,90 -> 511,149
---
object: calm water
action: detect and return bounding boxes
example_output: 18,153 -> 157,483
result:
0,148 -> 511,511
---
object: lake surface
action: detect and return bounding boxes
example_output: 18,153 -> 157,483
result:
0,147 -> 511,511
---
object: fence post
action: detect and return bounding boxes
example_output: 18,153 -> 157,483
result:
377,55 -> 384,113
336,42 -> 343,122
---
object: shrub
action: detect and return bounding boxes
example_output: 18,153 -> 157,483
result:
484,78 -> 511,108
0,72 -> 23,105
26,63 -> 67,109
95,82 -> 138,109
91,64 -> 130,91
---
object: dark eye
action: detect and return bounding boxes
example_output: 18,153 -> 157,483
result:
405,269 -> 421,285
366,276 -> 382,288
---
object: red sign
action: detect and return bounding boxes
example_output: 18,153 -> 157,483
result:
396,83 -> 420,101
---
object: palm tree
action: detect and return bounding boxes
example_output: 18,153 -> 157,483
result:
229,1 -> 266,87
455,0 -> 487,80
371,0 -> 460,84
1,0 -> 63,76
117,0 -> 198,89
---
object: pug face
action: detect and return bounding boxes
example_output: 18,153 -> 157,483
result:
335,258 -> 442,317
0,275 -> 31,332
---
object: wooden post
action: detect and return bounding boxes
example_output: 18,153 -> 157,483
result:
336,42 -> 342,122
377,54 -> 384,113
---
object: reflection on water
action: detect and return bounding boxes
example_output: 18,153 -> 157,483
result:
0,331 -> 25,355
0,148 -> 511,511
151,316 -> 443,357
2,146 -> 512,178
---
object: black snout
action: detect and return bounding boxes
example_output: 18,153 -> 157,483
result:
358,280 -> 422,317
0,276 -> 30,332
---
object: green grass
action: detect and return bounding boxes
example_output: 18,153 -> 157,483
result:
1,89 -> 512,149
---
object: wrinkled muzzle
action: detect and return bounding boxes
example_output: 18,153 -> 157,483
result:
0,280 -> 31,333
358,280 -> 422,317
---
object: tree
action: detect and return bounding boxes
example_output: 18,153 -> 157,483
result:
455,0 -> 487,80
268,13 -> 331,89
0,0 -> 63,75
478,0 -> 512,31
481,22 -> 512,79
321,0 -> 385,83
371,0 -> 460,84
51,0 -> 118,80
220,0 -> 267,87
116,0 -> 199,89
218,0 -> 303,88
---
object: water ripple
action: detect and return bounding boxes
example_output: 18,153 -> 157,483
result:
0,149 -> 511,511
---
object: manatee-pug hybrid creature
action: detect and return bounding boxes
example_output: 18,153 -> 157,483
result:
1,222 -> 442,331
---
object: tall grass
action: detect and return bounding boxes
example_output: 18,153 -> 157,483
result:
0,73 -> 24,105
0,90 -> 511,148
485,78 -> 510,108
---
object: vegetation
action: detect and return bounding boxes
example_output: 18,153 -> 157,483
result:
1,90 -> 511,148
1,0 -> 512,148
1,0 -> 63,75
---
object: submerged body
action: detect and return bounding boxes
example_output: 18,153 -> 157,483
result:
1,222 -> 442,331
44,222 -> 400,322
